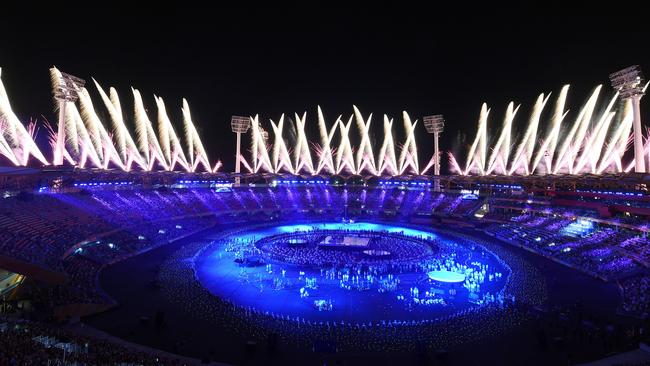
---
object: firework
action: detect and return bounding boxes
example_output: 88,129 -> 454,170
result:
451,83 -> 649,175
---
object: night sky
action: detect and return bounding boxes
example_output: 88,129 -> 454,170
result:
2,5 -> 649,172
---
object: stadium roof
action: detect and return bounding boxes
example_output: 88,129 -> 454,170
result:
0,166 -> 42,175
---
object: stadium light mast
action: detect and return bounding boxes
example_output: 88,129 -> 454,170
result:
424,115 -> 444,192
231,116 -> 251,185
424,115 -> 445,175
50,68 -> 85,166
610,65 -> 645,173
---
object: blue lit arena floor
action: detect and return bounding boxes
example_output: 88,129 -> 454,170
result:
194,222 -> 510,323
86,220 -> 623,365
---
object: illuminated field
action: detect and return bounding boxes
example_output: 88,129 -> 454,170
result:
192,222 -> 510,322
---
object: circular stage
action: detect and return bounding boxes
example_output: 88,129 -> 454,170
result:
427,270 -> 466,283
193,222 -> 511,323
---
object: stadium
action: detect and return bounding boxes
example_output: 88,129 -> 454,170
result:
0,63 -> 650,365
2,11 -> 650,366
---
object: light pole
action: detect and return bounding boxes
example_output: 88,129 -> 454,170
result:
50,68 -> 85,166
231,116 -> 251,185
424,115 -> 444,191
610,66 -> 645,173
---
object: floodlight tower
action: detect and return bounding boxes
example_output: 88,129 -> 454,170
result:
231,116 -> 251,185
424,115 -> 445,175
610,66 -> 645,173
50,68 -> 85,165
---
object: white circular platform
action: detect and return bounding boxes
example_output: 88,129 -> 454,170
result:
427,270 -> 466,283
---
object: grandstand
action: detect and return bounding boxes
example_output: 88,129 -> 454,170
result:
0,168 -> 649,365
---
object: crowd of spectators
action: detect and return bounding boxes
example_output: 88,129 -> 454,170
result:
0,184 -> 648,362
0,316 -> 193,365
483,214 -> 646,281
254,229 -> 437,267
0,187 -> 480,273
619,275 -> 650,318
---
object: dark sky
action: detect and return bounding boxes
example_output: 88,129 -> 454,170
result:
2,4 -> 649,172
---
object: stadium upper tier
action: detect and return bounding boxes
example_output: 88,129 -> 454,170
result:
2,166 -> 650,191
